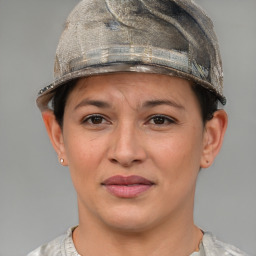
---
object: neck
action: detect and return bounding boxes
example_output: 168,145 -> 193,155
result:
73,202 -> 202,256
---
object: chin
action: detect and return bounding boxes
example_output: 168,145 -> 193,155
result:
98,204 -> 161,233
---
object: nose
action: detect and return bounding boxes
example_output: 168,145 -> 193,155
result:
108,121 -> 147,167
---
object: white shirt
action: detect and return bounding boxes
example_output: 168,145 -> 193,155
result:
27,227 -> 249,256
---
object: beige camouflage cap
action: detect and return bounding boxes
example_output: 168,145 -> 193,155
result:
37,0 -> 226,111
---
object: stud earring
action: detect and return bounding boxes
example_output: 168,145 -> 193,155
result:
60,158 -> 64,164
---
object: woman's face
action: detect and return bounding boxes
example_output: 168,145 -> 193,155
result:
55,73 -> 211,231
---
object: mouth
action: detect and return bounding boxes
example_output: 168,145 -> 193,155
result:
101,175 -> 155,198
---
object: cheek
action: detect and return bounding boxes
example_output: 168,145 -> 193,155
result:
148,126 -> 203,185
149,132 -> 203,210
63,129 -> 107,187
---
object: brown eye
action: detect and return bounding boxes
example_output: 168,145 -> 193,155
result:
149,115 -> 175,125
83,115 -> 107,125
90,116 -> 103,124
152,116 -> 165,124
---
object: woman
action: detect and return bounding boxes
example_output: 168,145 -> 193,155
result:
28,0 -> 248,255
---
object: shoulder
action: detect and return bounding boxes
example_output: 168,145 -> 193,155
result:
202,232 -> 250,256
27,228 -> 75,256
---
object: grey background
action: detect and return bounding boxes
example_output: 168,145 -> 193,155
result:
0,0 -> 255,255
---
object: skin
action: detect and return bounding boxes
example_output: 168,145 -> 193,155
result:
43,73 -> 228,256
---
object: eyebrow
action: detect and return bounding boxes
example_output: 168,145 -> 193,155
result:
74,98 -> 184,111
142,99 -> 184,110
74,99 -> 111,110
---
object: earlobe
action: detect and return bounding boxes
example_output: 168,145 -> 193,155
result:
200,110 -> 228,169
42,111 -> 68,166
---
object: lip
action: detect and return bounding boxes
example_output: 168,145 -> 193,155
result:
102,175 -> 154,198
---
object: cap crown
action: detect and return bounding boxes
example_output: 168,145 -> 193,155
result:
37,0 -> 225,110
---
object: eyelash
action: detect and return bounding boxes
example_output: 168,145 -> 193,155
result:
82,114 -> 110,125
147,114 -> 176,126
81,114 -> 176,126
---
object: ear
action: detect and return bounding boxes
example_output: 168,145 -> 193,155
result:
42,110 -> 68,166
200,110 -> 228,168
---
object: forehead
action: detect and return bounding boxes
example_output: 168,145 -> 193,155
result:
65,73 -> 198,109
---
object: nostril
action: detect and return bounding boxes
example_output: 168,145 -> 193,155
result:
110,158 -> 118,164
109,157 -> 141,167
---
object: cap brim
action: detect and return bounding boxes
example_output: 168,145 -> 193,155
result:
37,62 -> 226,111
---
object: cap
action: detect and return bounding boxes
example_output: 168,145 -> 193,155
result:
37,0 -> 226,111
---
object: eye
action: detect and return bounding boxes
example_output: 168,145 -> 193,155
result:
148,115 -> 175,125
82,114 -> 109,125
